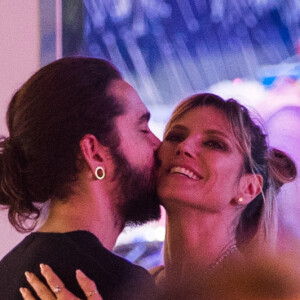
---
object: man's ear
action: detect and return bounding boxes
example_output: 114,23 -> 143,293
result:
237,173 -> 263,205
79,134 -> 108,176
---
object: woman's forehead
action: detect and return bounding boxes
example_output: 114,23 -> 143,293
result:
172,106 -> 231,130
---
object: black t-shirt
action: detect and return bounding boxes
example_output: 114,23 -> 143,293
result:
0,230 -> 157,299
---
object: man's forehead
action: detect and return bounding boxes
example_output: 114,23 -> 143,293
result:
125,101 -> 149,122
107,79 -> 129,95
107,79 -> 149,122
108,79 -> 148,115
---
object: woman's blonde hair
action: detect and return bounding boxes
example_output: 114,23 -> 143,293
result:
164,93 -> 297,252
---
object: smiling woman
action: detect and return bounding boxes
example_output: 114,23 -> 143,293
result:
153,93 -> 297,296
158,105 -> 246,213
20,93 -> 298,299
160,93 -> 297,249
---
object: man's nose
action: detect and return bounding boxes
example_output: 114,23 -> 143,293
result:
151,133 -> 161,150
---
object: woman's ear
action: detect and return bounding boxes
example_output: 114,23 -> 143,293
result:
79,134 -> 108,178
237,173 -> 263,205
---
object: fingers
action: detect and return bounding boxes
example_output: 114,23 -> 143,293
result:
19,287 -> 37,300
76,270 -> 103,300
39,264 -> 79,299
24,271 -> 56,300
22,264 -> 102,300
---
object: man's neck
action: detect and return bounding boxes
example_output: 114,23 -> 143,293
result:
37,192 -> 124,251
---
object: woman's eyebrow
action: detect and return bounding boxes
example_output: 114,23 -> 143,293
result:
170,124 -> 187,131
204,129 -> 230,139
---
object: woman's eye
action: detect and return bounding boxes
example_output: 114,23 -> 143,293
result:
204,140 -> 225,150
165,132 -> 184,142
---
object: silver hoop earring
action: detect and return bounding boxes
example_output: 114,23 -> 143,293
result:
95,166 -> 105,180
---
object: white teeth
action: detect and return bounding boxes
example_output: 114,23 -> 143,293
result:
170,167 -> 200,180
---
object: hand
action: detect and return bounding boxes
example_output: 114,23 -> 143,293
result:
19,264 -> 102,300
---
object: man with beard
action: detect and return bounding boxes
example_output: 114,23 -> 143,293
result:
0,57 -> 161,299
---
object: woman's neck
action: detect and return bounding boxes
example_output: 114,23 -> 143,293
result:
163,206 -> 237,283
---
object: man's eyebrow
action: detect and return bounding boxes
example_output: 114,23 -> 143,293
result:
138,111 -> 151,124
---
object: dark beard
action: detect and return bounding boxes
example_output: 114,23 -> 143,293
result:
111,148 -> 161,226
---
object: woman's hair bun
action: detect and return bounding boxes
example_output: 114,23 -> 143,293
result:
267,148 -> 297,191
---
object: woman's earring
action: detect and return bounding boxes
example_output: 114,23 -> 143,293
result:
237,197 -> 243,204
95,166 -> 105,180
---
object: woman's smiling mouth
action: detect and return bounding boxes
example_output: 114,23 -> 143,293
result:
169,166 -> 201,180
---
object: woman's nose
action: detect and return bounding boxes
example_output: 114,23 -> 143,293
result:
175,140 -> 196,158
